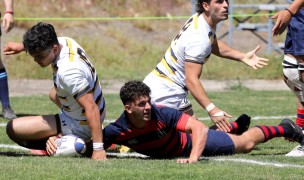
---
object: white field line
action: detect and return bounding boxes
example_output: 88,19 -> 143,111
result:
0,115 -> 297,127
1,144 -> 303,168
212,157 -> 304,168
0,144 -> 28,150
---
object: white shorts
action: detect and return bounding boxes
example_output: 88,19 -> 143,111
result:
58,109 -> 106,142
143,72 -> 192,112
282,55 -> 304,102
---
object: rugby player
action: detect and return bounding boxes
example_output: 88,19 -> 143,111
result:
4,22 -> 106,160
272,0 -> 304,156
143,0 -> 269,132
0,0 -> 16,120
100,81 -> 304,163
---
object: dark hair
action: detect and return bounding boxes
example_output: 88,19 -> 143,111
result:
120,81 -> 151,105
23,22 -> 59,54
196,0 -> 211,14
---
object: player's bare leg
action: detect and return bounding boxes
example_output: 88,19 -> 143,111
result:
6,115 -> 58,149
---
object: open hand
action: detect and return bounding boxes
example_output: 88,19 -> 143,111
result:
242,45 -> 269,69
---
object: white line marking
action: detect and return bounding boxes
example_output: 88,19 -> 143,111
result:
0,144 -> 29,150
0,115 -> 297,127
1,144 -> 303,168
212,157 -> 304,168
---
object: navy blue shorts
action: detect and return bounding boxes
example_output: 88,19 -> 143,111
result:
284,9 -> 304,56
202,129 -> 235,156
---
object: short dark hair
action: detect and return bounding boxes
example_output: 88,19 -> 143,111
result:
120,81 -> 151,105
196,0 -> 211,14
23,22 -> 59,54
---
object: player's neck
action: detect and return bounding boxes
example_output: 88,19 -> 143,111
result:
128,115 -> 146,129
203,13 -> 218,30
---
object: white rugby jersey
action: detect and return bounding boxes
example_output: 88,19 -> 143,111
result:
52,37 -> 105,121
152,13 -> 215,89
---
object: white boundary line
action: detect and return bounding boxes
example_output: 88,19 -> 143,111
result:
0,115 -> 297,127
1,144 -> 304,168
212,157 -> 304,168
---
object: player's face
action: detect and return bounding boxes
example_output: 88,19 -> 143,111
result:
206,0 -> 229,22
131,96 -> 152,122
30,45 -> 59,67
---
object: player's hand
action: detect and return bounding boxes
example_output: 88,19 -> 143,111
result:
46,133 -> 62,156
209,107 -> 232,132
176,158 -> 198,164
242,45 -> 269,70
91,149 -> 107,161
3,42 -> 24,55
271,10 -> 292,36
2,13 -> 14,33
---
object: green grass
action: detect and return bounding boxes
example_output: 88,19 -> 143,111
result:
0,90 -> 303,179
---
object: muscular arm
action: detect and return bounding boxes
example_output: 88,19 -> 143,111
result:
77,92 -> 106,161
212,39 -> 244,61
185,61 -> 231,131
177,116 -> 209,163
212,39 -> 268,69
185,61 -> 210,110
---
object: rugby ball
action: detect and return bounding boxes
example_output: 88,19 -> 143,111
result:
54,135 -> 86,157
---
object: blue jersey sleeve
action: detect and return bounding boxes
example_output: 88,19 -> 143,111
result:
152,105 -> 190,131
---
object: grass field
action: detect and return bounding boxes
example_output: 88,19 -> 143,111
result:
0,90 -> 304,179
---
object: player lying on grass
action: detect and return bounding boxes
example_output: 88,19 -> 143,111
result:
4,22 -> 107,161
46,81 -> 304,163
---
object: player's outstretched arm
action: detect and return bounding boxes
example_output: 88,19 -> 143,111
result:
212,39 -> 268,70
177,116 -> 209,163
3,42 -> 25,55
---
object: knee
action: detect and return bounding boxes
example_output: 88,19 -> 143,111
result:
241,141 -> 255,153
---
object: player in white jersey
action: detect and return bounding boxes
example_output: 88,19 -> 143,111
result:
144,0 -> 268,132
4,22 -> 106,161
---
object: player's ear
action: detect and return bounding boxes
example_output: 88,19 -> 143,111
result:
125,104 -> 132,113
52,44 -> 59,54
202,1 -> 209,12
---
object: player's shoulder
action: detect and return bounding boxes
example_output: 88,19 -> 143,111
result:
152,105 -> 182,119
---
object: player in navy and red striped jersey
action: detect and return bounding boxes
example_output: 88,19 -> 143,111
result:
102,81 -> 304,163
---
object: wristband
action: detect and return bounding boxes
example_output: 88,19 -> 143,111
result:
285,8 -> 294,17
93,142 -> 104,151
5,11 -> 14,15
212,111 -> 224,117
205,103 -> 215,112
